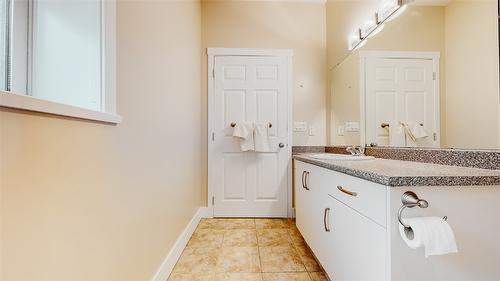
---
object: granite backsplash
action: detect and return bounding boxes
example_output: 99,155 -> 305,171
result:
293,146 -> 500,170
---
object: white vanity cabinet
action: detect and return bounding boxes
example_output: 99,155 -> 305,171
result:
294,159 -> 500,281
294,160 -> 389,281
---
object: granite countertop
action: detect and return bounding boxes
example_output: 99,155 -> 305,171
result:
294,153 -> 500,187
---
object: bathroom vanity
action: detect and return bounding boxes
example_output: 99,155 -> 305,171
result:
293,154 -> 500,281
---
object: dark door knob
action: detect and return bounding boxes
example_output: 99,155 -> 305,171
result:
279,143 -> 285,148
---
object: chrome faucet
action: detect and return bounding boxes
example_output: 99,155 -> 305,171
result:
346,146 -> 365,156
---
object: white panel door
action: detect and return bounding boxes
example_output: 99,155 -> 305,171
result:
365,57 -> 439,147
211,55 -> 290,217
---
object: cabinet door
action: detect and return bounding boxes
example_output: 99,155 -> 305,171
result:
321,195 -> 388,281
305,187 -> 333,265
294,161 -> 325,251
294,161 -> 313,241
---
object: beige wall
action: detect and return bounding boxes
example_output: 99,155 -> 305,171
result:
329,5 -> 446,146
0,1 -> 203,280
326,0 -> 381,70
330,52 -> 362,146
201,0 -> 327,202
326,0 -> 383,140
445,0 -> 500,149
325,0 -> 383,143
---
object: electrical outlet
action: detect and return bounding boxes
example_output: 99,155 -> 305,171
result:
293,121 -> 307,132
345,121 -> 360,132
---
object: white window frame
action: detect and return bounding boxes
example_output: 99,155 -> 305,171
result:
0,0 -> 121,124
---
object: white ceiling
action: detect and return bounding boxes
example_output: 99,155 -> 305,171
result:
202,0 -> 327,3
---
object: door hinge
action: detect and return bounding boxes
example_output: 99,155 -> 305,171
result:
212,68 -> 215,78
433,132 -> 437,141
433,72 -> 437,80
212,132 -> 215,141
212,196 -> 215,206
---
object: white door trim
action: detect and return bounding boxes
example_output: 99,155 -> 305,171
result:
207,48 -> 294,57
359,51 -> 441,147
207,48 -> 294,218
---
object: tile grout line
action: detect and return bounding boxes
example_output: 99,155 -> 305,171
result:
292,229 -> 310,273
253,219 -> 266,280
216,219 -> 226,278
287,226 -> 308,274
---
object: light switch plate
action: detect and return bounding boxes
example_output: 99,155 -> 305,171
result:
337,126 -> 345,136
294,121 -> 307,132
309,126 -> 316,136
344,121 -> 360,132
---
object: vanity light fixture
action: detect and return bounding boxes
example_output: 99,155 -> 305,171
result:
349,0 -> 409,51
367,24 -> 385,39
385,3 -> 408,22
353,39 -> 367,51
360,20 -> 378,39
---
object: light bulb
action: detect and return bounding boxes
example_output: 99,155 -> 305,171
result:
348,34 -> 361,50
360,20 -> 377,38
378,0 -> 399,22
386,4 -> 407,22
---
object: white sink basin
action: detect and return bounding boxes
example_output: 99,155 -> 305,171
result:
309,153 -> 375,161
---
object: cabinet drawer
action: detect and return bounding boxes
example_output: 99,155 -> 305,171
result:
326,169 -> 387,227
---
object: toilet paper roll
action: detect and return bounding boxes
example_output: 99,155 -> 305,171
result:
399,216 -> 458,258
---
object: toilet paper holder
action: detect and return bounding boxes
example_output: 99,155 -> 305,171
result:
398,191 -> 448,238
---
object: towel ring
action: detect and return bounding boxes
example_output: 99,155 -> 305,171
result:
230,122 -> 272,128
398,191 -> 447,240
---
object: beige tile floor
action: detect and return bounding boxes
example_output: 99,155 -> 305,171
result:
168,218 -> 329,281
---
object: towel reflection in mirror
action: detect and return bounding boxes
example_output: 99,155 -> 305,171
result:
387,121 -> 429,147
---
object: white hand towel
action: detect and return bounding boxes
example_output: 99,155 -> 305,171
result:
404,129 -> 418,147
409,123 -> 429,140
232,122 -> 255,152
401,122 -> 428,147
254,123 -> 271,152
399,217 -> 458,258
389,122 -> 406,147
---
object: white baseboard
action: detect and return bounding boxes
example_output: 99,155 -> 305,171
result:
199,206 -> 213,218
151,207 -> 211,281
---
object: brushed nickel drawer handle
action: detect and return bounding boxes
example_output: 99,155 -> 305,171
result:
304,171 -> 310,190
337,185 -> 357,197
301,171 -> 306,189
324,207 -> 331,232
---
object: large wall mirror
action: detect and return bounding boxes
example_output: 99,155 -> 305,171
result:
329,0 -> 500,150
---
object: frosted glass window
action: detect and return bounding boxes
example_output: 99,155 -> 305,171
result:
31,0 -> 102,111
0,0 -> 117,122
0,0 -> 7,90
